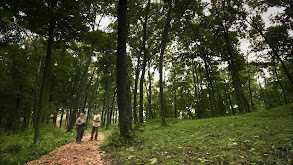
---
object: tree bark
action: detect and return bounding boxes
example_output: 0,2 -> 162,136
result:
117,0 -> 131,139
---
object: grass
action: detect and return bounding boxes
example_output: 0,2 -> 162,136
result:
0,124 -> 75,165
102,104 -> 293,164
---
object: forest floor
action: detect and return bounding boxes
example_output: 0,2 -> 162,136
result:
26,133 -> 108,165
102,104 -> 293,164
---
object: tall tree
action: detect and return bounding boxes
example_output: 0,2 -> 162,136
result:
159,0 -> 172,126
34,17 -> 56,144
67,46 -> 92,132
139,0 -> 151,123
117,0 -> 131,139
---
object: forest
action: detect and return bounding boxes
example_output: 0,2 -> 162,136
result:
0,0 -> 292,164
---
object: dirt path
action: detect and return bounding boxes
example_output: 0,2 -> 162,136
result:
26,133 -> 107,165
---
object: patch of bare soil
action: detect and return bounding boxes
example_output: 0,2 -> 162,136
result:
26,133 -> 110,165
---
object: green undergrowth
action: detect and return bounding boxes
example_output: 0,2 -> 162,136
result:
102,104 -> 293,164
0,124 -> 75,165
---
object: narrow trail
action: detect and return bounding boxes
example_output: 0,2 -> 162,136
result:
26,133 -> 107,165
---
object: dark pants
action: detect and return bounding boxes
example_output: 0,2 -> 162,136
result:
76,125 -> 84,142
91,126 -> 98,140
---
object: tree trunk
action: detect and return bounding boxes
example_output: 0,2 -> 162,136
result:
80,67 -> 96,113
32,40 -> 42,128
224,81 -> 235,115
117,0 -> 131,139
257,75 -> 268,110
263,76 -> 273,108
59,92 -> 68,128
214,4 -> 249,114
192,66 -> 199,119
216,84 -> 226,116
202,50 -> 217,117
273,60 -> 288,105
80,47 -> 93,114
224,32 -> 249,114
42,74 -> 51,124
138,0 -> 151,123
193,64 -> 204,119
133,59 -> 140,123
139,74 -> 144,123
67,47 -> 92,132
159,0 -> 172,126
34,19 -> 55,144
107,90 -> 117,128
101,89 -> 106,128
21,90 -> 33,132
247,60 -> 255,111
173,82 -> 177,118
103,73 -> 109,128
86,76 -> 99,128
143,81 -> 149,119
148,63 -> 153,119
59,110 -> 64,128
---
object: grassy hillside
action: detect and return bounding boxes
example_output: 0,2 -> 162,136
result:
103,104 -> 293,164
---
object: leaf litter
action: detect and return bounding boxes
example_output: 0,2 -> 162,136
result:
25,133 -> 109,165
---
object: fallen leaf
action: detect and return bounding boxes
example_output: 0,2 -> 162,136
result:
231,142 -> 237,145
128,155 -> 134,159
150,158 -> 157,164
244,140 -> 250,143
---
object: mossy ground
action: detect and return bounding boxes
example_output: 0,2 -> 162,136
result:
102,104 -> 293,164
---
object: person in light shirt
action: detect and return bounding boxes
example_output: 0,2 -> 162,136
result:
76,113 -> 85,142
90,110 -> 101,140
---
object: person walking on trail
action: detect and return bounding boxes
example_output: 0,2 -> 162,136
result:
76,113 -> 86,142
90,110 -> 101,140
